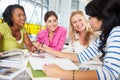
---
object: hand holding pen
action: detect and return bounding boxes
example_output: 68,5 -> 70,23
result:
37,40 -> 45,54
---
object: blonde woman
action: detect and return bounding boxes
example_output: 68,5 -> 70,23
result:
63,10 -> 99,54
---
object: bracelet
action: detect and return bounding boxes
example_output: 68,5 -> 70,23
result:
73,70 -> 75,80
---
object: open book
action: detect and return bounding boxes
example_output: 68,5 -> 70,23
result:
0,65 -> 25,80
0,49 -> 24,60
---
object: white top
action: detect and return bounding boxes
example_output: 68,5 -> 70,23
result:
62,32 -> 102,70
62,31 -> 100,54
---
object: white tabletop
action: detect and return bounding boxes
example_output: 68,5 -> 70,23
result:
0,49 -> 102,80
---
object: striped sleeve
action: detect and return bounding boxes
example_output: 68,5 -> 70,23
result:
77,38 -> 100,63
78,26 -> 120,80
96,26 -> 120,80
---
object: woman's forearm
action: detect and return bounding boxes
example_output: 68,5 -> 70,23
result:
61,70 -> 98,80
74,70 -> 98,80
24,33 -> 37,52
49,49 -> 79,62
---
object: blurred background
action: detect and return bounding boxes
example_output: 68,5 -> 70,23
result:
0,0 -> 91,41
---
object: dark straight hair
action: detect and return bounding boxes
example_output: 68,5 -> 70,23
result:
44,11 -> 58,22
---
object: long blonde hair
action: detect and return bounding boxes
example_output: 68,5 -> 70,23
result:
69,10 -> 93,47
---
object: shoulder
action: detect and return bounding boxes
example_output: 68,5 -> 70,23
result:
107,26 -> 120,42
57,26 -> 67,32
40,29 -> 47,33
0,23 -> 9,33
111,26 -> 120,31
0,23 -> 8,28
109,26 -> 120,36
38,29 -> 48,35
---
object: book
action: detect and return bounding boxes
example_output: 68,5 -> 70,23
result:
0,66 -> 25,80
27,53 -> 79,78
0,49 -> 24,60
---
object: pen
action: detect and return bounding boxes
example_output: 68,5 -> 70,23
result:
37,40 -> 45,54
41,40 -> 45,47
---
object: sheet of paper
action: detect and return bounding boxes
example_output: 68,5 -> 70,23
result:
30,53 -> 56,59
29,57 -> 78,70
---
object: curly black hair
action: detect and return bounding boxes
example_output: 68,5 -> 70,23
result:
2,4 -> 26,26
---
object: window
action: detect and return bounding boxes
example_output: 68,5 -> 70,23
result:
0,0 -> 49,25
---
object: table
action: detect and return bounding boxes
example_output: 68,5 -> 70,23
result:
0,49 -> 102,80
0,49 -> 61,80
23,50 -> 61,80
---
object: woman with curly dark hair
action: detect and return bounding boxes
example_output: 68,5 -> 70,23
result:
0,4 -> 37,52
